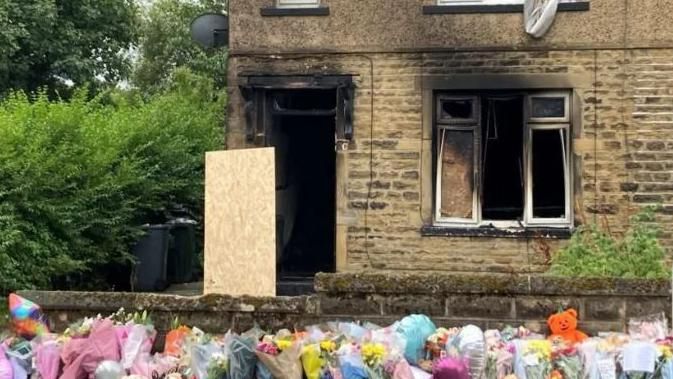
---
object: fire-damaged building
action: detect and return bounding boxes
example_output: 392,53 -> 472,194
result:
225,0 -> 673,283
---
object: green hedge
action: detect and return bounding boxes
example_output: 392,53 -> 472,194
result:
0,69 -> 224,292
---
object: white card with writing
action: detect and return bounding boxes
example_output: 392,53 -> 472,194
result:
622,342 -> 656,373
597,358 -> 616,379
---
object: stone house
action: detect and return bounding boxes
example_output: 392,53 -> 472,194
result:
226,0 -> 673,284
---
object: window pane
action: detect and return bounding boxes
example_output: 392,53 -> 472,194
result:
481,96 -> 525,220
440,99 -> 474,121
531,97 -> 566,119
439,130 -> 474,219
532,129 -> 567,218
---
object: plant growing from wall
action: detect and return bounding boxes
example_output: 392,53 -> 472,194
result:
549,206 -> 669,279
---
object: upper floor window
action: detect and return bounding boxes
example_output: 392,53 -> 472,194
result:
277,0 -> 320,8
438,0 -> 522,4
434,91 -> 572,228
436,0 -> 585,5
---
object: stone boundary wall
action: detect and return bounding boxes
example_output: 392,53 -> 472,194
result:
19,273 -> 672,337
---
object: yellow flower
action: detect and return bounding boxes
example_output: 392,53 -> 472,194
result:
276,339 -> 293,351
320,340 -> 337,352
526,340 -> 552,361
659,345 -> 673,360
362,343 -> 386,367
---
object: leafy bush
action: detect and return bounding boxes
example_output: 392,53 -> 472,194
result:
0,69 -> 224,292
548,207 -> 669,279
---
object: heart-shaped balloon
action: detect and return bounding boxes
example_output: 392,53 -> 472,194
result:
95,361 -> 125,379
455,325 -> 486,379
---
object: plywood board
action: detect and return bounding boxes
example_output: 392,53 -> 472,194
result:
204,148 -> 276,296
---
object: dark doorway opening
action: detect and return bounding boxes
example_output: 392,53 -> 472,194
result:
480,96 -> 525,221
268,89 -> 337,294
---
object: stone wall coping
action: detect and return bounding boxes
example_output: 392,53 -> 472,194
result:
17,291 -> 317,314
314,272 -> 671,297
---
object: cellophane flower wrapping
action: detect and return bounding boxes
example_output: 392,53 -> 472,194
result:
338,343 -> 368,379
0,346 -> 12,379
59,318 -> 121,379
121,323 -> 156,369
552,343 -> 582,379
164,326 -> 191,358
34,337 -> 62,379
370,323 -> 412,379
362,342 -> 387,379
302,344 -> 325,379
129,353 -> 180,378
629,313 -> 668,342
255,338 -> 303,379
522,339 -> 552,379
484,330 -> 514,379
227,332 -> 257,379
191,340 -> 224,379
654,338 -> 673,379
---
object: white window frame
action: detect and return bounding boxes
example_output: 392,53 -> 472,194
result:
437,0 -> 581,5
433,91 -> 572,229
276,0 -> 320,8
524,124 -> 572,226
435,96 -> 481,225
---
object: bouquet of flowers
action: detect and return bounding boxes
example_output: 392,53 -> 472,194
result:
164,318 -> 191,358
551,343 -> 582,379
362,342 -> 387,379
523,340 -> 553,379
206,351 -> 228,379
227,329 -> 259,379
656,339 -> 673,379
425,328 -> 459,360
255,331 -> 302,379
484,330 -> 515,379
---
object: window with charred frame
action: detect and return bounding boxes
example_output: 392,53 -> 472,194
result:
434,91 -> 572,228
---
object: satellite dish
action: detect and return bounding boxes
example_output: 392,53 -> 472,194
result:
190,13 -> 229,48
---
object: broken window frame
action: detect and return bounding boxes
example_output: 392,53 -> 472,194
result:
433,90 -> 572,229
527,91 -> 570,123
434,96 -> 481,225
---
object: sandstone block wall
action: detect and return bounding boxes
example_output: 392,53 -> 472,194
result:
228,48 -> 673,272
20,273 -> 671,338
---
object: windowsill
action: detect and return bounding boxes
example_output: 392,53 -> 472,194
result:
422,2 -> 590,15
260,6 -> 330,17
420,225 -> 573,239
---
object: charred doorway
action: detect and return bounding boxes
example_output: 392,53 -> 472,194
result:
267,89 -> 337,290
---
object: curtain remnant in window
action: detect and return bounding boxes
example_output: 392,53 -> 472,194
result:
439,129 -> 474,219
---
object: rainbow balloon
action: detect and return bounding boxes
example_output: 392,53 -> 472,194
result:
8,294 -> 49,339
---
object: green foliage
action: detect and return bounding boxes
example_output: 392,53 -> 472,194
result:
0,0 -> 140,97
0,69 -> 224,292
133,0 -> 228,95
549,207 -> 669,279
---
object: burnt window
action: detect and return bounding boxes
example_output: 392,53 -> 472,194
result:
434,91 -> 572,228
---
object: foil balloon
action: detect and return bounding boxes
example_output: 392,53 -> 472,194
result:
95,361 -> 125,379
8,294 -> 49,339
432,357 -> 470,379
455,325 -> 486,379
